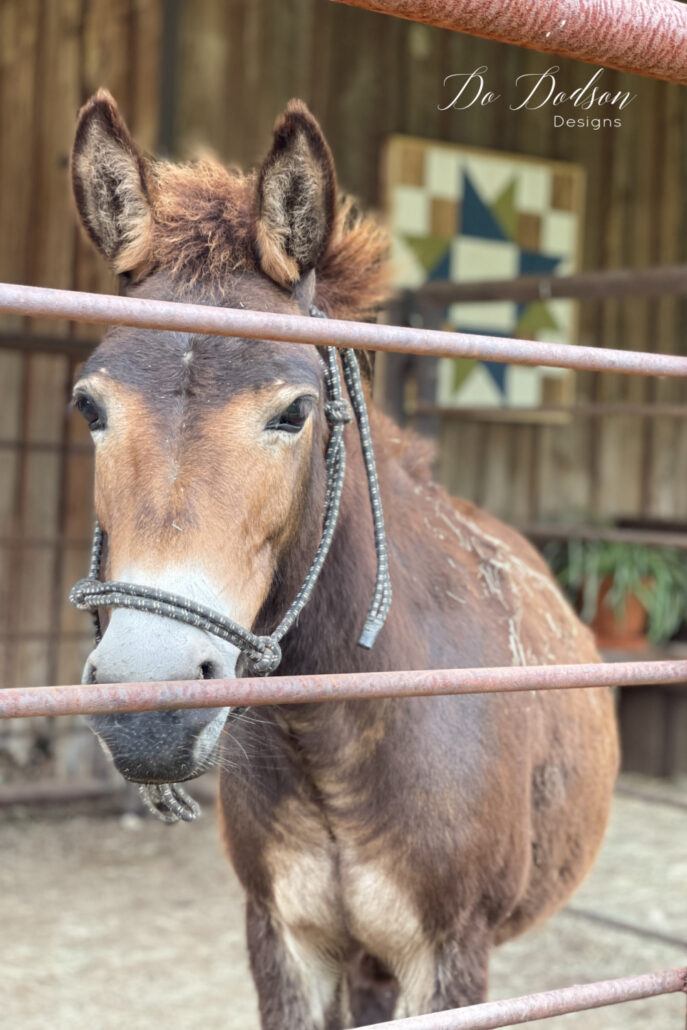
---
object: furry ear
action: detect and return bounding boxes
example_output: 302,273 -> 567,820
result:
71,89 -> 154,278
255,100 -> 336,289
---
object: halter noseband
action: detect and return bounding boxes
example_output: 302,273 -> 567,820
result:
70,304 -> 392,677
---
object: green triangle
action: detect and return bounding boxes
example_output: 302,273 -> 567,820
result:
491,179 -> 518,241
451,357 -> 477,395
517,301 -> 560,337
403,234 -> 451,274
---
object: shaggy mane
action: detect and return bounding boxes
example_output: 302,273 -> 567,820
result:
147,159 -> 390,320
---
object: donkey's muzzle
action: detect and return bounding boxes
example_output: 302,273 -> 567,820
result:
87,706 -> 228,783
81,606 -> 237,782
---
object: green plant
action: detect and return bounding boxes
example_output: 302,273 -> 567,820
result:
544,538 -> 687,644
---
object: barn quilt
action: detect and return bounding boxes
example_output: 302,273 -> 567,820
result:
384,137 -> 585,407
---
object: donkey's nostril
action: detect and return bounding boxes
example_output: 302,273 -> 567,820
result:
199,661 -> 217,680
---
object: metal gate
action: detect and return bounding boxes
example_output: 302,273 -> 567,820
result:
3,0 -> 687,1024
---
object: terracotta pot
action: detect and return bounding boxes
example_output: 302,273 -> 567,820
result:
589,576 -> 649,652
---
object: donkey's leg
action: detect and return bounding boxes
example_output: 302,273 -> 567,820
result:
246,899 -> 344,1030
393,931 -> 490,1017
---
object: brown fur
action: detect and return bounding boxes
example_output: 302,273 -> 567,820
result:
71,93 -> 619,1029
80,369 -> 322,629
255,100 -> 337,287
71,90 -> 156,278
71,91 -> 388,320
148,163 -> 388,319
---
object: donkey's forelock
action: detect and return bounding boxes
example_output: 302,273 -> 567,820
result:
71,89 -> 389,320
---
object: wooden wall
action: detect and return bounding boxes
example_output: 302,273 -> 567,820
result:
0,0 -> 162,781
1,0 -> 686,779
173,1 -> 687,526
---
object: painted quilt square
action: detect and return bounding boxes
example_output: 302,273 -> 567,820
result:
384,137 -> 585,408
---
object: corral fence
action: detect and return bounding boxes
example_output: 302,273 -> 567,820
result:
1,290 -> 686,1029
3,0 -> 687,1025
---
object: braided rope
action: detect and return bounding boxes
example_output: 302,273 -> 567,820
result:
70,576 -> 283,674
88,522 -> 105,644
268,343 -> 350,643
71,306 -> 391,674
340,348 -> 392,647
138,783 -> 201,823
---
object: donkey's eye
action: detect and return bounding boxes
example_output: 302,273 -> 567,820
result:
74,394 -> 106,431
267,397 -> 313,435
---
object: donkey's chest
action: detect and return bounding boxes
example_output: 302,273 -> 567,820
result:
264,792 -> 428,962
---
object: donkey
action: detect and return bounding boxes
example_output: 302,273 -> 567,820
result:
70,91 -> 618,1028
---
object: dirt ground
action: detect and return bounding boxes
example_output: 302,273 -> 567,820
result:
2,774 -> 686,1030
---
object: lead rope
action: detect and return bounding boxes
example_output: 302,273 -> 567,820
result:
311,305 -> 391,647
340,347 -> 391,646
257,338 -> 350,647
70,307 -> 391,675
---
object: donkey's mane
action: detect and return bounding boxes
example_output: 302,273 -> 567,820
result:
146,159 -> 389,320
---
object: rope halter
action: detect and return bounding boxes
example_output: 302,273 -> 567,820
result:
70,304 -> 392,677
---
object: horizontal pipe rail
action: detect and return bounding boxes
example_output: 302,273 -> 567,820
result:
4,266 -> 686,360
2,660 -> 687,720
332,0 -> 687,85
0,329 -> 95,359
2,283 -> 687,377
0,778 -> 218,808
516,523 -> 687,550
412,265 -> 687,305
0,781 -> 126,807
358,966 -> 687,1030
412,402 -> 687,424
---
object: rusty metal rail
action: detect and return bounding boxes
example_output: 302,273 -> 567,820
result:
2,659 -> 687,720
332,0 -> 687,85
358,966 -> 687,1029
4,281 -> 687,377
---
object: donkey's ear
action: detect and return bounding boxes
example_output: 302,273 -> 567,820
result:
255,100 -> 336,288
71,89 -> 154,277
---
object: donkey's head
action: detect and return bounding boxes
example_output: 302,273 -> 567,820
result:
71,91 -> 387,786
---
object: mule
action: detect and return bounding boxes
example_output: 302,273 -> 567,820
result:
70,91 -> 618,1028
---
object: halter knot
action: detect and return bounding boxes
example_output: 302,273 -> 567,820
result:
69,578 -> 95,609
244,639 -> 282,676
324,399 -> 353,425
